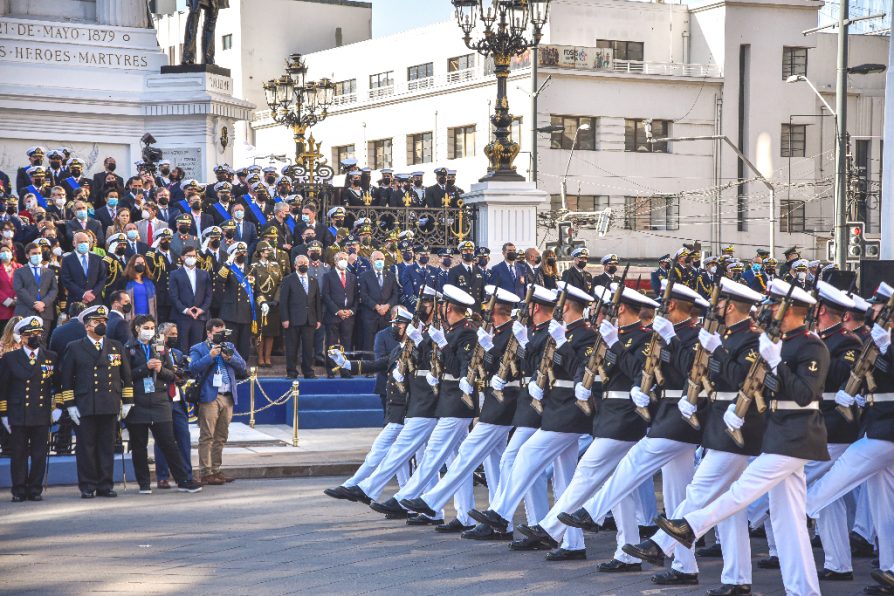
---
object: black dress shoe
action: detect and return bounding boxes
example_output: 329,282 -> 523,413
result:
546,548 -> 586,561
652,569 -> 698,585
27,494 -> 42,502
639,524 -> 659,540
757,556 -> 780,569
621,539 -> 666,567
873,570 -> 894,589
509,536 -> 550,551
323,485 -> 354,500
706,584 -> 752,595
303,372 -> 317,379
851,531 -> 876,557
400,497 -> 436,518
406,513 -> 443,526
818,568 -> 853,581
600,516 -> 617,531
96,490 -> 117,498
435,518 -> 475,533
385,510 -> 409,519
370,497 -> 405,515
80,490 -> 95,499
695,536 -> 706,548
516,524 -> 559,549
343,485 -> 372,504
461,524 -> 512,541
654,515 -> 695,549
557,508 -> 600,532
597,559 -> 642,572
11,495 -> 25,502
864,585 -> 894,595
811,534 -> 823,548
467,509 -> 509,532
286,372 -> 298,379
748,524 -> 766,538
696,542 -> 723,557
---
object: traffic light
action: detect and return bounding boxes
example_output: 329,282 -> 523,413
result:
864,239 -> 881,259
558,222 -> 574,247
846,221 -> 865,260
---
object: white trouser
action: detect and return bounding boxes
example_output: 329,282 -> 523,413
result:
807,437 -> 894,573
394,417 -> 473,523
652,450 -> 752,585
636,475 -> 659,526
494,426 -> 550,532
357,417 -> 438,501
343,423 -> 405,488
853,482 -> 877,545
582,438 -> 697,571
803,443 -> 851,572
422,422 -> 511,513
684,453 -> 820,596
539,437 -> 639,559
492,430 -> 579,539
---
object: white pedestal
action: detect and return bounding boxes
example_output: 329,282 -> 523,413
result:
461,180 -> 549,250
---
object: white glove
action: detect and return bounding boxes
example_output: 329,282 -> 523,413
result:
328,349 -> 347,368
574,382 -> 591,402
678,399 -> 698,418
459,377 -> 474,395
226,253 -> 235,265
512,321 -> 528,347
582,307 -> 590,320
630,386 -> 650,408
871,323 -> 891,354
599,319 -> 619,348
51,408 -> 62,423
426,372 -> 439,387
527,380 -> 544,401
548,320 -> 567,348
758,333 -> 782,372
652,315 -> 676,343
392,368 -> 404,383
834,389 -> 855,408
855,394 -> 867,407
723,403 -> 745,430
67,406 -> 81,426
120,403 -> 133,419
491,376 -> 507,391
476,327 -> 494,351
698,328 -> 722,354
261,302 -> 270,315
428,326 -> 447,348
1,417 -> 9,433
406,323 -> 424,346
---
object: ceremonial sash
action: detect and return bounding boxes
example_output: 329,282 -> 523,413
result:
248,202 -> 267,226
24,185 -> 48,208
285,214 -> 296,235
328,225 -> 338,237
178,199 -> 190,213
212,202 -> 232,222
64,176 -> 81,193
228,264 -> 257,333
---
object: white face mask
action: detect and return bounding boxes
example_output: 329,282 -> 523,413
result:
2,231 -> 13,239
55,198 -> 66,208
52,246 -> 62,257
139,328 -> 155,342
12,333 -> 21,344
233,210 -> 244,220
337,259 -> 348,270
798,272 -> 807,281
141,210 -> 150,220
184,256 -> 197,268
707,265 -> 717,275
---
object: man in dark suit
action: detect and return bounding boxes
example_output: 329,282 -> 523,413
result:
154,187 -> 181,227
488,242 -> 527,297
184,196 -> 214,238
358,250 -> 399,352
217,242 -> 254,361
64,201 -> 105,248
122,224 -> 149,259
168,246 -> 212,352
16,147 -> 45,196
106,290 -> 133,345
94,188 -> 125,231
424,167 -> 456,208
321,251 -> 358,363
230,204 -> 258,258
14,242 -> 59,337
90,157 -> 124,206
60,232 -> 107,308
281,254 -> 322,378
446,240 -> 485,311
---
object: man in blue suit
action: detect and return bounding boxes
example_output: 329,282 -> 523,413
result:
231,204 -> 258,257
60,232 -> 107,308
189,318 -> 247,485
488,242 -> 527,297
169,245 -> 212,352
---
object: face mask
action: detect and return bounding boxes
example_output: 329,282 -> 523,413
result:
25,200 -> 36,210
121,303 -> 132,314
165,337 -> 178,349
308,251 -> 321,261
12,333 -> 20,343
374,260 -> 385,271
301,214 -> 310,224
546,257 -> 556,266
337,259 -> 348,270
1,230 -> 12,239
158,197 -> 169,206
477,257 -> 488,267
413,180 -> 423,187
87,206 -> 95,217
107,198 -> 118,207
115,245 -> 126,256
139,328 -> 155,342
210,239 -> 221,249
26,335 -> 41,349
126,230 -> 139,241
76,209 -> 87,220
107,162 -> 116,172
391,326 -> 403,340
235,254 -> 245,265
265,176 -> 276,185
752,264 -> 761,273
141,210 -> 150,220
160,167 -> 170,176
52,246 -> 62,257
55,198 -> 66,208
178,225 -> 190,234
347,247 -> 357,255
219,196 -> 230,204
441,257 -> 452,268
29,254 -> 41,266
134,264 -> 145,273
606,265 -> 618,275
419,256 -> 429,265
575,260 -> 587,269
297,264 -> 309,273
76,242 -> 89,255
190,202 -> 201,212
361,237 -> 372,246
462,253 -> 474,263
506,251 -> 517,261
708,265 -> 717,275
534,256 -> 542,265
184,256 -> 197,267
798,272 -> 807,281
0,252 -> 10,262
5,205 -> 15,215
233,210 -> 244,220
159,240 -> 171,250
401,251 -> 412,261
92,323 -> 107,336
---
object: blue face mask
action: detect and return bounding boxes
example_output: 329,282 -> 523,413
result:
0,252 -> 11,263
401,251 -> 413,262
126,230 -> 139,241
374,260 -> 385,271
301,214 -> 310,224
752,264 -> 762,273
29,254 -> 41,266
418,255 -> 429,265
75,209 -> 88,220
107,197 -> 118,207
77,242 -> 89,255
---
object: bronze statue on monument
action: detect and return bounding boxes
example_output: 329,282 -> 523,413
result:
182,0 -> 229,66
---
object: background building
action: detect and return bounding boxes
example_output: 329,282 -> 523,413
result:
250,0 -> 889,261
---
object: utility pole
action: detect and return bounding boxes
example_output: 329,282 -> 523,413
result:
833,0 -> 849,269
882,0 -> 894,259
531,47 -> 539,187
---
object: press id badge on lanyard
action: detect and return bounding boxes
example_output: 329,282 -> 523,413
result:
213,368 -> 224,388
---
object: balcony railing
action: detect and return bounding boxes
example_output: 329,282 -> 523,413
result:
610,59 -> 721,78
408,76 -> 435,91
368,85 -> 395,99
537,44 -> 721,78
446,68 -> 475,84
332,93 -> 356,106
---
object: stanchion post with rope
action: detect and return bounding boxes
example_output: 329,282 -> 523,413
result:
248,366 -> 257,428
291,380 -> 300,447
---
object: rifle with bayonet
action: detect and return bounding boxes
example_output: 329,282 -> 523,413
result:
430,293 -> 443,396
531,287 -> 567,414
463,290 -> 498,407
494,285 -> 534,403
394,285 -> 426,393
682,281 -> 724,429
581,265 -> 630,397
637,271 -> 676,421
726,282 -> 796,448
842,291 -> 894,416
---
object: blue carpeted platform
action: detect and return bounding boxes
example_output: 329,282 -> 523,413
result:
233,377 -> 384,428
0,454 -> 135,489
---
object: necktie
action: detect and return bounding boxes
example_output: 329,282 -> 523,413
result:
340,271 -> 346,288
147,222 -> 153,247
33,267 -> 41,300
377,273 -> 383,288
301,276 -> 308,293
81,255 -> 88,275
95,341 -> 102,351
510,265 -> 516,282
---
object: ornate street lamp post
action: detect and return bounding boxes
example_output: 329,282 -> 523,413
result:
452,0 -> 551,182
263,53 -> 335,190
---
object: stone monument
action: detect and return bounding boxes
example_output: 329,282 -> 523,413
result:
0,0 -> 252,182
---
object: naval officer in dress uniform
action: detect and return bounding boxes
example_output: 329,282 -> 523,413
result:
0,317 -> 60,502
560,247 -> 592,293
60,305 -> 134,499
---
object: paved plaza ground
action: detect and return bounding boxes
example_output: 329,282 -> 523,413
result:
0,477 -> 880,595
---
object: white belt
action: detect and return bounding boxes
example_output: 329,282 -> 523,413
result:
503,381 -> 521,388
871,393 -> 894,402
442,374 -> 459,382
822,392 -> 837,402
605,391 -> 630,400
713,392 -> 738,402
552,380 -> 575,389
770,400 -> 820,411
415,370 -> 431,377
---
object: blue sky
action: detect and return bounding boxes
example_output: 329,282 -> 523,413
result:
372,0 -> 454,37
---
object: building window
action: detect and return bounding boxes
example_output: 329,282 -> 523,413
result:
550,195 -> 610,212
596,40 -> 644,61
334,79 -> 356,96
221,34 -> 232,50
448,125 -> 476,159
624,196 -> 679,230
625,119 -> 669,153
333,144 -> 355,165
781,123 -> 806,157
782,47 -> 808,80
368,139 -> 392,170
369,71 -> 393,89
406,132 -> 433,165
549,116 -> 596,150
408,62 -> 433,81
448,53 -> 475,72
781,199 -> 806,232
